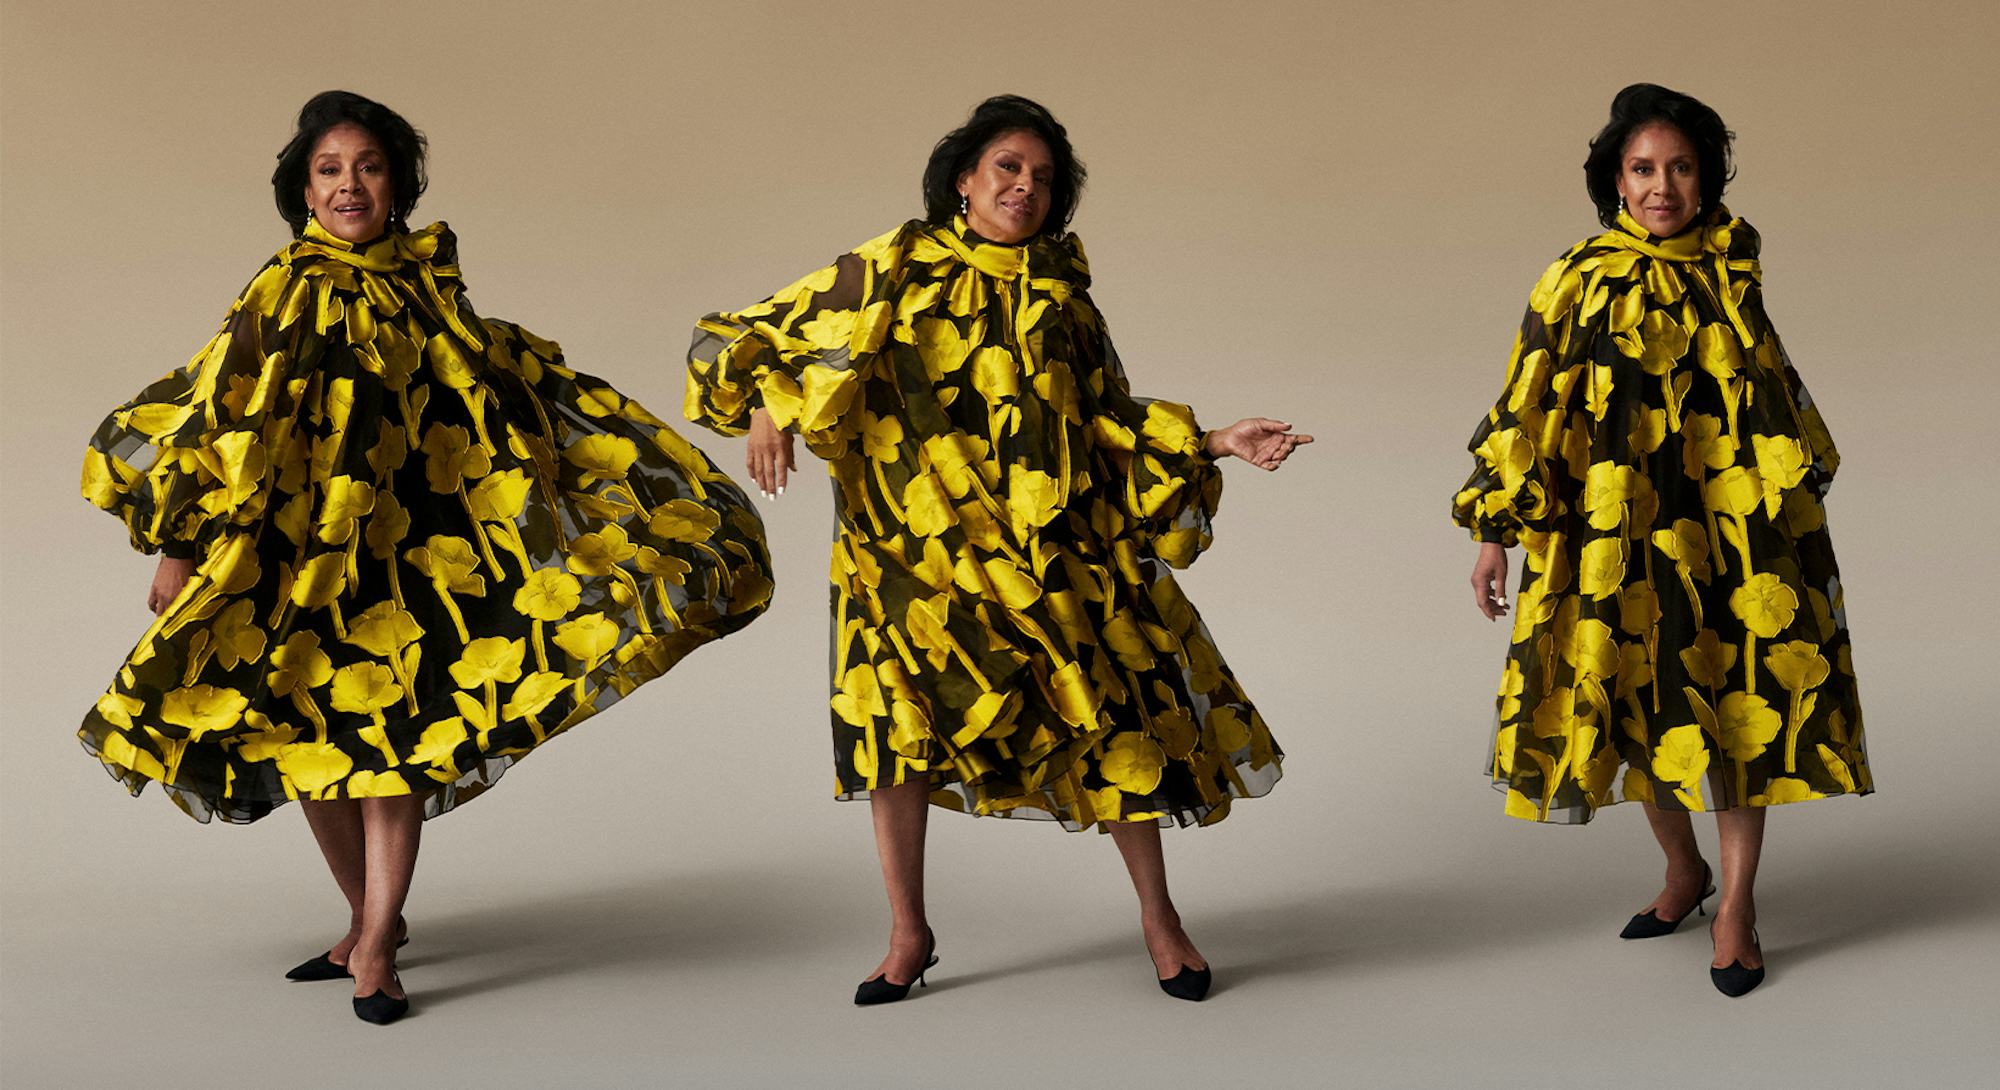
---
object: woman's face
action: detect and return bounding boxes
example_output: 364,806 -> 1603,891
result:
303,122 -> 393,243
1615,122 -> 1701,237
957,130 -> 1054,243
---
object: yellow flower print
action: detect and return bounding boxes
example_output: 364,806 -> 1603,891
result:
406,535 -> 487,596
95,691 -> 145,729
1496,660 -> 1525,720
831,664 -> 887,727
646,498 -> 723,544
1529,259 -> 1582,323
1531,688 -> 1578,740
1750,434 -> 1808,515
209,599 -> 267,670
407,717 -> 467,774
1616,642 -> 1654,691
466,468 -> 532,522
365,420 -> 408,478
159,684 -> 250,739
449,637 -> 527,689
1006,465 -> 1062,531
551,613 -> 620,665
1816,744 -> 1857,793
512,568 -> 583,621
567,524 -> 639,577
1617,583 -> 1660,637
969,346 -> 1021,403
921,434 -> 995,499
1561,616 -> 1618,681
1729,573 -> 1798,639
1782,487 -> 1826,535
276,741 -> 353,796
1577,537 -> 1626,599
1504,788 -> 1543,820
1207,707 -> 1253,753
1764,640 -> 1830,693
1680,414 -> 1737,481
887,700 -> 931,757
343,601 -> 424,658
1049,661 -> 1102,729
1704,466 -> 1765,518
1494,724 -> 1518,776
289,552 -> 348,609
315,476 -> 376,544
1650,723 -> 1710,811
1678,629 -> 1738,689
1582,462 -> 1638,531
901,473 -> 958,538
1620,766 -> 1656,803
1101,734 -> 1167,794
860,411 -> 905,462
269,631 -> 334,697
634,546 -> 692,584
329,663 -> 404,716
1473,427 -> 1534,493
233,712 -> 299,764
954,690 -> 1021,746
562,433 -> 640,485
1750,777 -> 1824,806
345,770 -> 411,797
1629,406 -> 1668,454
1693,324 -> 1744,382
420,423 -> 493,494
501,671 -> 571,720
1717,692 -> 1782,762
364,492 -> 411,559
1635,309 -> 1692,375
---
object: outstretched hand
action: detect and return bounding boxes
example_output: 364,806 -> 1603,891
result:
1471,542 -> 1510,621
746,407 -> 796,499
148,555 -> 197,615
1203,418 -> 1314,470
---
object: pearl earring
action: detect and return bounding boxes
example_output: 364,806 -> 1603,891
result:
960,194 -> 968,215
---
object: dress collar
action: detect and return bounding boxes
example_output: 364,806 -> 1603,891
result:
300,218 -> 453,272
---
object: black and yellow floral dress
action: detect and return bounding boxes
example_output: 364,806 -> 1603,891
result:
686,218 -> 1281,829
81,220 -> 773,822
1454,208 -> 1870,823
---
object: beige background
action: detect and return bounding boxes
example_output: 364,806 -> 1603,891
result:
3,1 -> 1996,1086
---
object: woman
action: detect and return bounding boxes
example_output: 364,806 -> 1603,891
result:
1454,83 -> 1869,997
686,95 -> 1309,1004
80,91 -> 773,1024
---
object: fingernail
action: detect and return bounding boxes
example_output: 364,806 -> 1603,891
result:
777,487 -> 785,496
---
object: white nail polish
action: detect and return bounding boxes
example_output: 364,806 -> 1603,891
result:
777,486 -> 785,496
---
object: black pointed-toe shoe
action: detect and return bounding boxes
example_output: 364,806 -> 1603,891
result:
285,921 -> 409,981
1619,862 -> 1715,939
352,987 -> 411,1025
854,933 -> 938,1006
285,938 -> 410,982
1159,965 -> 1213,1002
1710,926 -> 1765,998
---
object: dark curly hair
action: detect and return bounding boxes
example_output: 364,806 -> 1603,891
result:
921,95 -> 1086,235
271,90 -> 428,236
1583,83 -> 1735,229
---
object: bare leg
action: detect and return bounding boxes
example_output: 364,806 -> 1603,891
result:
300,799 -> 369,964
347,795 -> 424,999
1638,800 -> 1709,920
1712,806 -> 1766,969
866,779 -> 932,984
1105,820 -> 1206,977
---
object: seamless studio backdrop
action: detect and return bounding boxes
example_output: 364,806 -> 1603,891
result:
2,1 -> 1995,1086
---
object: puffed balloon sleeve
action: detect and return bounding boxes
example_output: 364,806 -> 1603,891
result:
81,221 -> 773,823
687,218 -> 1281,830
1451,209 -> 1869,824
